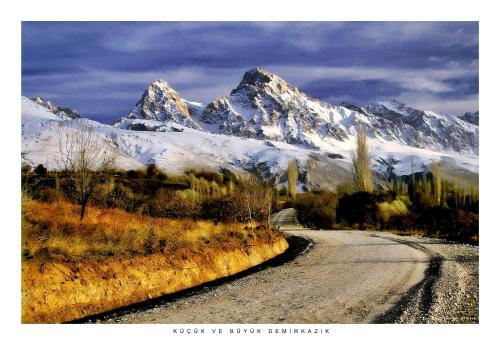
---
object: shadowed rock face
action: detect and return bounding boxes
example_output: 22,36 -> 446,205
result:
459,111 -> 479,126
201,97 -> 233,125
31,97 -> 80,119
230,67 -> 292,100
234,67 -> 274,90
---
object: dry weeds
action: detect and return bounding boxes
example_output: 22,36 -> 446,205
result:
21,199 -> 288,323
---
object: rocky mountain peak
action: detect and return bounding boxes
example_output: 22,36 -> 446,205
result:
386,99 -> 406,108
145,79 -> 177,98
151,79 -> 171,88
32,96 -> 56,112
376,100 -> 422,116
238,67 -> 274,87
138,79 -> 190,117
231,67 -> 292,97
32,96 -> 47,105
113,79 -> 201,131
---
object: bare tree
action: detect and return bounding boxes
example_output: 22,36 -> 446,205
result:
239,175 -> 259,222
352,126 -> 373,192
239,174 -> 274,225
58,122 -> 116,219
262,186 -> 274,229
287,158 -> 298,200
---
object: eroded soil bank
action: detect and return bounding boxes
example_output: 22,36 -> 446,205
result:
22,233 -> 288,323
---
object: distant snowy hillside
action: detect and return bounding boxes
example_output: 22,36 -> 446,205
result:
364,101 -> 478,155
21,96 -> 478,191
21,97 -> 142,170
31,96 -> 80,119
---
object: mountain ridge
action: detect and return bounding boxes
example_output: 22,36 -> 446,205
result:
28,67 -> 479,157
21,96 -> 479,191
204,68 -> 479,155
109,67 -> 478,155
22,67 -> 478,191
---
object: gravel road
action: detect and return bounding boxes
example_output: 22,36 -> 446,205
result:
94,208 -> 478,324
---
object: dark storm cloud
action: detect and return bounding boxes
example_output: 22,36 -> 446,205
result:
22,22 -> 478,122
301,79 -> 405,104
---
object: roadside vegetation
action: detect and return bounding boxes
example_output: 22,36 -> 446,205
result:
22,198 -> 279,261
22,159 -> 282,265
292,127 -> 479,244
21,165 -> 286,323
22,163 -> 275,226
21,194 -> 287,323
21,125 -> 287,323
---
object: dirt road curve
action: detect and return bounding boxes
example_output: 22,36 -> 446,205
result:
96,208 -> 478,324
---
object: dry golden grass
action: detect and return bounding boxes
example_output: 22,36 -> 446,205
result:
21,199 -> 288,323
377,200 -> 408,223
22,199 -> 278,260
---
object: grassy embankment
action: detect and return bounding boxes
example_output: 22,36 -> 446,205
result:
22,199 -> 288,323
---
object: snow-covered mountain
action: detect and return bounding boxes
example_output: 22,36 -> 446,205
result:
109,68 -> 478,157
200,68 -> 479,155
364,100 -> 478,155
21,66 -> 479,190
113,80 -> 202,131
31,96 -> 80,120
21,95 -> 478,191
201,67 -> 353,146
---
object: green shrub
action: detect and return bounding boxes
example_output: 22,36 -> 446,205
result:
337,192 -> 377,227
294,192 -> 337,229
377,200 -> 408,222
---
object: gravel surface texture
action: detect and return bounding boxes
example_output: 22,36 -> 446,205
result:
90,208 -> 478,324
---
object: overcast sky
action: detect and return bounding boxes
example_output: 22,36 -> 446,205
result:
22,22 -> 479,123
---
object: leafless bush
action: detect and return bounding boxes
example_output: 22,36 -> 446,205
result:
58,121 -> 116,219
238,175 -> 274,226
